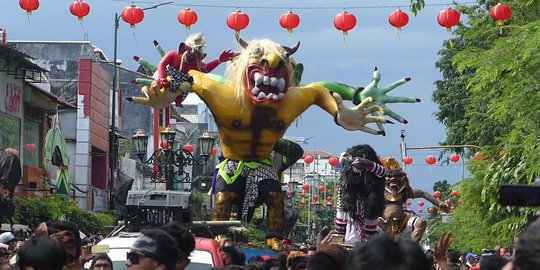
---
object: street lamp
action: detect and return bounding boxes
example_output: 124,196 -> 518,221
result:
109,1 -> 173,209
131,128 -> 215,191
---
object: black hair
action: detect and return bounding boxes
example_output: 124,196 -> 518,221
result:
273,252 -> 287,269
513,220 -> 540,270
479,254 -> 508,270
17,236 -> 67,270
264,258 -> 284,270
245,261 -> 266,270
248,255 -> 264,264
446,249 -> 461,264
307,252 -> 342,270
90,253 -> 113,269
46,220 -> 82,258
345,235 -> 405,270
141,229 -> 181,270
307,245 -> 317,251
288,256 -> 307,270
397,238 -> 431,270
160,223 -> 195,257
221,246 -> 244,266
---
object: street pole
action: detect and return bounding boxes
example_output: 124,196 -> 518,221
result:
109,13 -> 119,210
108,1 -> 174,210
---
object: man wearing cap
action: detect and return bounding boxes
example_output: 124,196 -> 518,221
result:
0,232 -> 16,252
465,253 -> 477,268
126,229 -> 180,270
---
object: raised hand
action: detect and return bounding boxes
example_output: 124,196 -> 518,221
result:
333,93 -> 390,135
219,49 -> 235,63
359,67 -> 420,124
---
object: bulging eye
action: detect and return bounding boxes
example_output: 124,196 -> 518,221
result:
251,46 -> 263,57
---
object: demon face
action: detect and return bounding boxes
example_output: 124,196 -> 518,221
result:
230,36 -> 299,105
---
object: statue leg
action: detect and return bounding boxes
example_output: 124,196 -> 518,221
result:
212,191 -> 237,221
265,191 -> 285,250
410,216 -> 427,242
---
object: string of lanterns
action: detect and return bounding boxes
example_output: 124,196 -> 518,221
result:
18,0 -> 513,39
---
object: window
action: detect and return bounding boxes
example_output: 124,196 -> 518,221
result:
0,111 -> 21,151
23,118 -> 40,166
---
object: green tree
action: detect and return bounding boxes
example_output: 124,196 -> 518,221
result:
429,0 -> 540,251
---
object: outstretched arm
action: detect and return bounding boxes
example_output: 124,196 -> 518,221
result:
333,93 -> 389,135
414,189 -> 450,213
199,49 -> 235,73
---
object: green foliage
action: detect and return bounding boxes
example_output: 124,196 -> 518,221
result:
13,195 -> 115,235
430,0 -> 540,251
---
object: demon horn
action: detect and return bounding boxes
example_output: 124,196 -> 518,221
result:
283,41 -> 301,56
235,32 -> 248,49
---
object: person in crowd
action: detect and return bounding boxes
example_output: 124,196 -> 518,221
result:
503,219 -> 540,270
479,254 -> 507,270
90,253 -> 113,270
306,246 -> 317,256
264,258 -> 285,270
0,262 -> 12,270
160,223 -> 195,270
307,244 -> 347,270
345,234 -> 405,270
34,220 -> 83,270
0,233 -> 16,252
126,229 -> 180,270
273,252 -> 287,269
17,236 -> 67,270
445,250 -> 463,270
220,246 -> 244,267
0,247 -> 9,264
464,253 -> 477,268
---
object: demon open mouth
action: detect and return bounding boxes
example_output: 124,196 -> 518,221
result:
246,65 -> 289,103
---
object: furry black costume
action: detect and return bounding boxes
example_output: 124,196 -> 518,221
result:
335,144 -> 386,242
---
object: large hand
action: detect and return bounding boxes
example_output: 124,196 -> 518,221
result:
359,67 -> 420,124
218,49 -> 235,63
334,93 -> 390,135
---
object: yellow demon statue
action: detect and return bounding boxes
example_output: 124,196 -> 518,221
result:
379,157 -> 450,242
128,34 -> 420,249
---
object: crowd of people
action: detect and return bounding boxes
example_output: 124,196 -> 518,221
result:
0,216 -> 538,270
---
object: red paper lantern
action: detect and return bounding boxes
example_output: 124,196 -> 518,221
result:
334,11 -> 357,43
286,191 -> 292,197
178,8 -> 198,30
160,141 -> 169,149
473,152 -> 484,160
313,195 -> 320,201
437,7 -> 460,31
418,201 -> 425,207
428,207 -> 434,214
69,0 -> 90,22
300,200 -> 306,206
499,150 -> 506,158
445,199 -> 452,206
403,156 -> 413,166
418,209 -> 424,213
19,0 -> 39,16
449,153 -> 460,164
304,155 -> 314,164
23,143 -> 36,153
326,196 -> 333,202
332,205 -> 337,211
121,4 -> 144,28
328,156 -> 339,167
319,186 -> 326,193
211,148 -> 217,156
310,203 -> 315,207
388,9 -> 409,32
300,192 -> 306,198
425,155 -> 437,166
301,184 -> 309,191
279,11 -> 300,34
490,3 -> 512,25
450,191 -> 458,197
183,144 -> 194,153
434,191 -> 442,199
227,10 -> 250,34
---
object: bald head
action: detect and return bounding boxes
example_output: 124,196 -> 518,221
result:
4,148 -> 19,157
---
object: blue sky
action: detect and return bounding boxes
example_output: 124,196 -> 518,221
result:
1,0 -> 473,205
